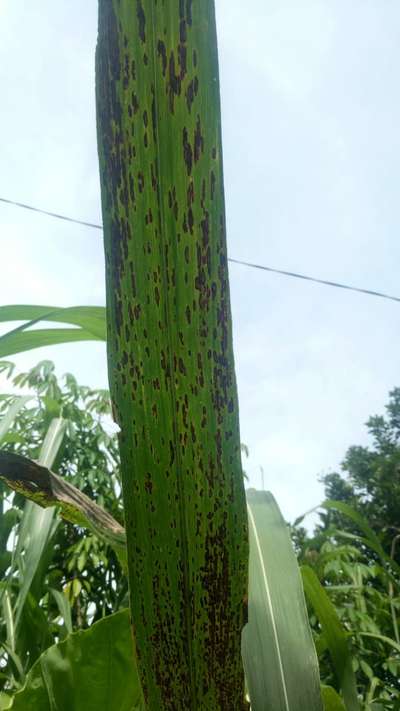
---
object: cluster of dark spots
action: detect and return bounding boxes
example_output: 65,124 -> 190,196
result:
128,173 -> 135,202
186,0 -> 193,25
150,162 -> 158,191
131,92 -> 139,114
138,172 -> 145,192
144,473 -> 153,494
154,286 -> 160,306
200,178 -> 206,208
98,4 -> 121,80
168,51 -> 182,112
123,55 -> 130,89
188,208 -> 194,233
184,245 -> 190,264
185,305 -> 191,324
179,18 -> 187,43
178,357 -> 187,375
145,208 -> 153,225
129,265 -> 137,296
182,127 -> 193,175
210,170 -> 216,200
185,75 -> 198,112
187,180 -> 194,206
194,115 -> 204,162
136,0 -> 146,43
144,132 -> 148,148
212,146 -> 217,160
168,187 -> 179,220
178,43 -> 187,79
157,40 -> 167,76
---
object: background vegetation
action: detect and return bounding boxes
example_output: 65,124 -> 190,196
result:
0,360 -> 398,708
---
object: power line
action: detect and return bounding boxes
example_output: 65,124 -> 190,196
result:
1,195 -> 399,305
0,197 -> 102,231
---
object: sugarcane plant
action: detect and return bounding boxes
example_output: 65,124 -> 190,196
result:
0,2 -> 338,709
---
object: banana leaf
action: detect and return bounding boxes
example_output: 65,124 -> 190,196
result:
242,490 -> 323,711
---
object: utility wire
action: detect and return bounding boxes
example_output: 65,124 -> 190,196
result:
0,197 -> 102,231
1,195 -> 399,305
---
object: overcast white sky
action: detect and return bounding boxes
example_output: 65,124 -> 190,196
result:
1,1 -> 399,522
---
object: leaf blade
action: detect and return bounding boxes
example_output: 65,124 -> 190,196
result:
242,491 -> 323,711
301,565 -> 360,711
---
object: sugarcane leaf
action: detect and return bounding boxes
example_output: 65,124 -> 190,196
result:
0,306 -> 106,339
96,2 -> 248,708
49,590 -> 73,636
9,610 -> 144,711
301,565 -> 360,711
322,501 -> 385,557
11,419 -> 67,627
323,501 -> 400,579
242,490 -> 323,711
0,397 -> 32,444
0,329 -> 103,359
0,451 -> 127,569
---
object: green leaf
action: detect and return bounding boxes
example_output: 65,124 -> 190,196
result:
323,501 -> 400,579
0,692 -> 12,710
96,2 -> 248,709
0,329 -> 103,359
49,590 -> 72,635
9,610 -> 144,710
11,419 -> 67,627
0,305 -> 106,338
0,397 -> 32,444
356,631 -> 400,653
301,565 -> 360,711
322,501 -> 385,557
242,490 -> 323,711
321,686 -> 346,711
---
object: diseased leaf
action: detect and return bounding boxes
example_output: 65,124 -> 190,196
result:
96,1 -> 248,708
242,491 -> 323,711
0,451 -> 126,569
11,419 -> 67,628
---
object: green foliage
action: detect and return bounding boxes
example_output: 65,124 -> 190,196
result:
295,389 -> 400,709
0,361 -> 127,693
319,388 -> 400,565
243,491 -> 323,711
0,306 -> 106,358
9,610 -> 144,710
301,566 -> 359,711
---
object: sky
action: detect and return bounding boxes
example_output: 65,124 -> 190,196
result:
1,1 -> 399,523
